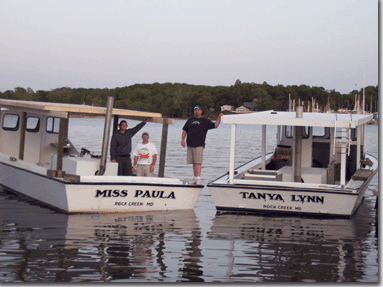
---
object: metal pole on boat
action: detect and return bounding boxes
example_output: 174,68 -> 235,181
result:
294,106 -> 303,182
56,118 -> 68,175
363,60 -> 365,115
229,124 -> 237,183
261,125 -> 266,170
158,117 -> 169,177
356,125 -> 361,170
340,127 -> 347,186
98,96 -> 114,176
18,112 -> 27,160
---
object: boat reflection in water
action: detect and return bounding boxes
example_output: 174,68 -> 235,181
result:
207,200 -> 375,282
0,190 -> 203,282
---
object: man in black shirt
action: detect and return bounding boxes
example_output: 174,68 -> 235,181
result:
110,119 -> 150,175
181,105 -> 224,184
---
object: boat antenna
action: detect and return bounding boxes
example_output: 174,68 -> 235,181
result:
363,60 -> 365,114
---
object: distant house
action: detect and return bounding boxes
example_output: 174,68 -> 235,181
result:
243,102 -> 254,111
234,106 -> 251,113
221,105 -> 234,112
337,108 -> 349,113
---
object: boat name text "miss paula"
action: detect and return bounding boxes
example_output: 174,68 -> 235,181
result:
95,189 -> 176,199
239,192 -> 324,204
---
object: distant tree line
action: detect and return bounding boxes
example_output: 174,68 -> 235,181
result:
0,81 -> 378,119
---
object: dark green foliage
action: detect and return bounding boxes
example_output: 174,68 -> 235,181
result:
0,82 -> 378,118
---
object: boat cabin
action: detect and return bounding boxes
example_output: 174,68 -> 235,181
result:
0,109 -> 79,166
0,99 -> 163,178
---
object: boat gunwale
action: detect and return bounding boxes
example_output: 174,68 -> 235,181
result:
207,152 -> 378,194
0,160 -> 202,188
207,181 -> 372,196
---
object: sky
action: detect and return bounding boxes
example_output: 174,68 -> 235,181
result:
0,0 -> 379,94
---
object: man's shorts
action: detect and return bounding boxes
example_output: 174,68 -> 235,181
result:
187,146 -> 204,164
136,165 -> 153,177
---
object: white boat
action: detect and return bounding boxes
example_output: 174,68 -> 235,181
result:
208,109 -> 378,218
0,98 -> 202,213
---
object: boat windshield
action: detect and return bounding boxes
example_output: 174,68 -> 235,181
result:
285,126 -> 310,139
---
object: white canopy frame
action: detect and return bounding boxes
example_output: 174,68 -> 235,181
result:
223,110 -> 372,186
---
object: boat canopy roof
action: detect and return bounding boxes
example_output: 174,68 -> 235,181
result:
0,99 -> 162,120
221,110 -> 373,128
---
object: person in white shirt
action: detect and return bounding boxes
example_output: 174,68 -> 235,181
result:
132,132 -> 158,177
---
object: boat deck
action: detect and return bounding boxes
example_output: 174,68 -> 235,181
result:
209,152 -> 378,194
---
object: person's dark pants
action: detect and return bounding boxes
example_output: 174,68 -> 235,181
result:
116,155 -> 132,176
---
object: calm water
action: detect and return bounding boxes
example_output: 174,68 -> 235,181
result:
0,118 -> 379,283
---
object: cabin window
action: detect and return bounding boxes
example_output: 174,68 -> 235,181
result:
303,127 -> 310,139
46,117 -> 60,134
285,126 -> 293,138
26,117 -> 40,133
313,127 -> 331,139
335,127 -> 357,141
351,128 -> 357,141
2,114 -> 19,131
313,127 -> 325,137
285,126 -> 310,139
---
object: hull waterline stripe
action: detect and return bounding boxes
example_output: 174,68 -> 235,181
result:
214,206 -> 361,219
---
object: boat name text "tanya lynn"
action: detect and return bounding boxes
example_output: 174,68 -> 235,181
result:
239,192 -> 324,204
95,189 -> 176,199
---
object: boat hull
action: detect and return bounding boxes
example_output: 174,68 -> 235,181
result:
208,153 -> 378,218
0,158 -> 202,214
208,184 -> 366,217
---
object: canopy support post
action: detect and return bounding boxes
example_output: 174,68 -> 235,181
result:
262,125 -> 266,170
158,117 -> 169,177
18,112 -> 27,160
356,125 -> 361,170
340,127 -> 347,187
98,96 -> 114,176
294,106 -> 303,182
56,118 -> 68,174
229,124 -> 237,183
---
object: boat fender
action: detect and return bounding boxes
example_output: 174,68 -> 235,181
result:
9,156 -> 17,162
80,148 -> 91,156
361,158 -> 373,169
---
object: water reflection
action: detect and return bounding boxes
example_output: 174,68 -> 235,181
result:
0,189 -> 203,282
207,197 -> 375,282
0,120 -> 378,283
